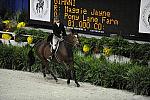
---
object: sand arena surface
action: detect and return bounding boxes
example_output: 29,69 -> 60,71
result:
0,69 -> 150,100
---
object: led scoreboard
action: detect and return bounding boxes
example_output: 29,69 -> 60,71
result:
53,0 -> 141,35
29,0 -> 150,41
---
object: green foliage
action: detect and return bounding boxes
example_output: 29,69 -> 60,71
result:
2,10 -> 28,23
26,29 -> 49,43
0,44 -> 30,70
126,65 -> 150,95
108,36 -> 130,56
74,53 -> 150,95
2,10 -> 28,32
14,28 -> 49,43
79,36 -> 150,66
1,28 -> 150,96
0,42 -> 150,95
17,10 -> 28,23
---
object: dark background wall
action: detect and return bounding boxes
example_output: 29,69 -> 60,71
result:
0,0 -> 28,12
0,0 -> 149,41
0,0 -> 28,19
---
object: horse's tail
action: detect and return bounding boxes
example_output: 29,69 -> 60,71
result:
27,47 -> 35,68
27,39 -> 42,69
28,39 -> 42,67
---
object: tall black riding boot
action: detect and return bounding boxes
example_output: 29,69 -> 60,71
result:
51,49 -> 55,59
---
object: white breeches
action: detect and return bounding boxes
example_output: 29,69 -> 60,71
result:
52,35 -> 59,50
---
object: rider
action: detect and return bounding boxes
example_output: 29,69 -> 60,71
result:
49,16 -> 67,59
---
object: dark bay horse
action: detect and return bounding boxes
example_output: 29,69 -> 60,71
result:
28,32 -> 80,87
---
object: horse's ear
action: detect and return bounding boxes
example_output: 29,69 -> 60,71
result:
71,29 -> 75,34
66,28 -> 72,35
71,32 -> 75,35
71,29 -> 78,37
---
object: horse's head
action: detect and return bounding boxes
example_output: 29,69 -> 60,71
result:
65,32 -> 80,47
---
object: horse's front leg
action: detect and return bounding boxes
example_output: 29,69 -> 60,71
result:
47,69 -> 58,82
73,68 -> 80,87
67,69 -> 71,85
67,63 -> 80,87
45,61 -> 58,82
42,64 -> 46,77
64,63 -> 71,85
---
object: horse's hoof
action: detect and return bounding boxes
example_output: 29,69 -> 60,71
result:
77,84 -> 80,87
67,80 -> 70,85
43,74 -> 46,77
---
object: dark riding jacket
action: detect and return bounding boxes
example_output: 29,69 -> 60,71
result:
52,22 -> 67,38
